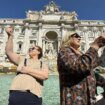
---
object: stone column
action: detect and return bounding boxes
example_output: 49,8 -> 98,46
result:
83,27 -> 89,51
93,27 -> 98,38
3,27 -> 8,54
61,23 -> 65,38
13,28 -> 19,53
38,23 -> 42,47
23,27 -> 30,54
58,37 -> 61,50
42,39 -> 46,54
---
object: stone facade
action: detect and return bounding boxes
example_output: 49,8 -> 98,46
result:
0,1 -> 105,67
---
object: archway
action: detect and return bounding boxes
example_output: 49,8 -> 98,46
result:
44,31 -> 58,58
46,31 -> 57,40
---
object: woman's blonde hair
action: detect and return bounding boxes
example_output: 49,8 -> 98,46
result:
61,31 -> 77,47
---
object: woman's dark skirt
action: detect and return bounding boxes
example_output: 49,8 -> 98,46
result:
8,90 -> 42,105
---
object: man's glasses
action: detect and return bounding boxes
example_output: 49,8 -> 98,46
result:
28,47 -> 38,52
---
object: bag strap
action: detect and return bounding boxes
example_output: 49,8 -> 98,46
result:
25,58 -> 42,68
40,61 -> 42,68
24,58 -> 27,66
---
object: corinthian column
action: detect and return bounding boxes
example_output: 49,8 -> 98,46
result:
83,27 -> 89,51
42,39 -> 46,54
23,27 -> 30,54
38,23 -> 42,47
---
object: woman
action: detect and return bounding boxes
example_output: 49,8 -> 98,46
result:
57,31 -> 105,105
5,27 -> 49,105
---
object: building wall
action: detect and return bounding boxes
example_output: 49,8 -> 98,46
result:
0,1 -> 105,67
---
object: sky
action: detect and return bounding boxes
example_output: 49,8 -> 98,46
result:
0,0 -> 105,20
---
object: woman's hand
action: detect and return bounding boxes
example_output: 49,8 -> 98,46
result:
20,66 -> 31,74
91,33 -> 105,50
6,26 -> 13,37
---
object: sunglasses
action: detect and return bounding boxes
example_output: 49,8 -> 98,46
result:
71,33 -> 81,38
28,47 -> 38,52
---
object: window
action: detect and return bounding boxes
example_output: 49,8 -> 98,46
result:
15,28 -> 19,32
30,40 -> 36,45
19,44 -> 22,51
17,41 -> 23,53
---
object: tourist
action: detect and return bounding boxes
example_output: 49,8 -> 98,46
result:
5,26 -> 49,105
57,31 -> 105,105
95,68 -> 105,104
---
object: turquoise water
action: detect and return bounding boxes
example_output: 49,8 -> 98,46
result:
0,74 -> 60,105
